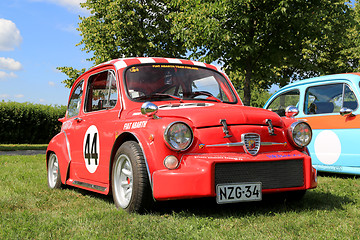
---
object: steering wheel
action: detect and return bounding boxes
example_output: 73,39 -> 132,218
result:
189,91 -> 222,102
190,91 -> 214,98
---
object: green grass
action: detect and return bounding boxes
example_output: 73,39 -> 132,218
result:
0,144 -> 48,151
1,154 -> 360,239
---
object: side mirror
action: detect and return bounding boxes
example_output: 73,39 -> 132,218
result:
340,107 -> 355,117
285,106 -> 299,118
141,102 -> 159,119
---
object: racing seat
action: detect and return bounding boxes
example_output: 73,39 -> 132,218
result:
309,102 -> 334,114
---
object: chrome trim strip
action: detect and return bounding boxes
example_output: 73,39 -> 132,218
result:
62,130 -> 71,161
131,133 -> 152,186
206,142 -> 244,147
205,142 -> 286,147
261,142 -> 287,146
72,181 -> 107,192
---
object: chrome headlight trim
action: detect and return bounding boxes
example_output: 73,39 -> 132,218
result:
288,121 -> 312,148
164,121 -> 194,151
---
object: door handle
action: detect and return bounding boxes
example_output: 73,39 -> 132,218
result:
74,117 -> 83,123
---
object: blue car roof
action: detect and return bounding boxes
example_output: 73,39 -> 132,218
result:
279,73 -> 360,91
264,73 -> 360,108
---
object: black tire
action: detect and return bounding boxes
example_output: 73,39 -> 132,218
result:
47,153 -> 63,189
111,141 -> 153,213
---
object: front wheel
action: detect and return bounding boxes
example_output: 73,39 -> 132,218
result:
111,141 -> 153,213
47,153 -> 63,189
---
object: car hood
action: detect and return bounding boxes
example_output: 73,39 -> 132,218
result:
155,103 -> 283,128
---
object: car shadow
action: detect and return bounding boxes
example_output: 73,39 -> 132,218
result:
62,185 -> 114,204
62,185 -> 353,217
149,190 -> 353,217
318,172 -> 360,179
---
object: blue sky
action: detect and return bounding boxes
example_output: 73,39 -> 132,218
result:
1,1 -> 356,106
0,0 -> 92,106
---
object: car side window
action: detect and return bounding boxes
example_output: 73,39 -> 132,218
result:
267,90 -> 300,116
305,83 -> 358,115
85,70 -> 118,112
67,80 -> 84,118
343,84 -> 358,110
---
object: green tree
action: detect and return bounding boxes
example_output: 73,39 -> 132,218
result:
170,0 -> 359,105
228,71 -> 271,107
57,67 -> 87,88
341,1 -> 360,72
58,0 -> 186,87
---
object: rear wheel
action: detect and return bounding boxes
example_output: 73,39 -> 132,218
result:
111,141 -> 153,213
47,153 -> 62,189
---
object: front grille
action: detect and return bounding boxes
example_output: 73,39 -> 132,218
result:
215,160 -> 304,189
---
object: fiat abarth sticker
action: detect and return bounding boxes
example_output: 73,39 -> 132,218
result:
123,121 -> 148,130
152,64 -> 199,71
83,125 -> 100,173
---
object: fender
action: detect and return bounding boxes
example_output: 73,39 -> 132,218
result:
46,131 -> 71,184
110,131 -> 152,185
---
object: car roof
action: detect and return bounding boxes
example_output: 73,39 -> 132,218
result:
279,73 -> 360,91
91,57 -> 223,73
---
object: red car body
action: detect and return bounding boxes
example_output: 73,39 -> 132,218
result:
47,57 -> 317,212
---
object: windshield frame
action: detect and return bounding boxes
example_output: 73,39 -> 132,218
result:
123,63 -> 238,104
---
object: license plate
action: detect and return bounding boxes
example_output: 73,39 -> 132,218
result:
216,182 -> 262,204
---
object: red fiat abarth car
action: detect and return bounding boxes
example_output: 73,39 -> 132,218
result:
47,57 -> 317,212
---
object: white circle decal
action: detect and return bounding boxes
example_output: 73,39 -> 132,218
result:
314,130 -> 341,165
83,125 -> 100,173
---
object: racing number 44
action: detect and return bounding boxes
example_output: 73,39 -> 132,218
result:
84,132 -> 99,165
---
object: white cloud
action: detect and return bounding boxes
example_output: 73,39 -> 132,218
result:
0,19 -> 22,51
0,94 -> 10,98
48,81 -> 55,86
15,94 -> 24,98
0,57 -> 22,71
0,71 -> 17,80
58,24 -> 78,34
30,0 -> 87,13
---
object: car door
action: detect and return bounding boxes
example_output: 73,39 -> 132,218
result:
69,68 -> 120,185
267,81 -> 360,171
300,82 -> 360,171
62,79 -> 87,174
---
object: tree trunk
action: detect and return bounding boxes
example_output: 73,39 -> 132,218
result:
243,62 -> 252,106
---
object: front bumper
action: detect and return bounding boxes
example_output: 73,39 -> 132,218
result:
152,150 -> 317,201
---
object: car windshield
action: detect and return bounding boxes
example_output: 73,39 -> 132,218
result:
124,64 -> 237,103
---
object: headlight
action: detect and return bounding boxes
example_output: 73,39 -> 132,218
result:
289,121 -> 312,147
164,122 -> 193,151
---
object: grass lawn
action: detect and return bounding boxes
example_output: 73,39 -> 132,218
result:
1,154 -> 360,239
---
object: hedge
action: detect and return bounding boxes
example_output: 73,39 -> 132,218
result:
0,101 -> 66,144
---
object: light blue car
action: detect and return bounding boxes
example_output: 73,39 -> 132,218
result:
264,73 -> 360,175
